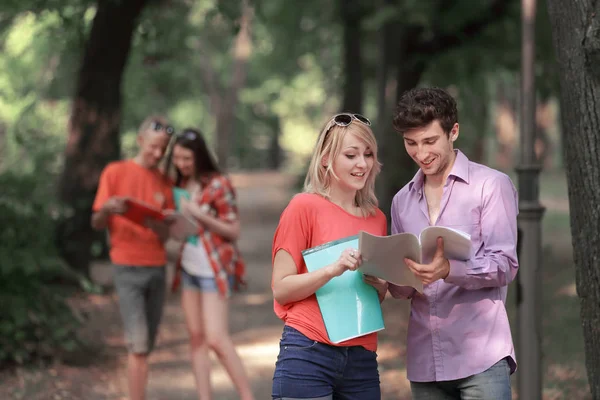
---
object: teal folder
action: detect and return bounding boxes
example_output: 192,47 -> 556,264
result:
172,187 -> 199,245
302,235 -> 385,343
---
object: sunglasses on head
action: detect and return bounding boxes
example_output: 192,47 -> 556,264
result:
324,113 -> 371,137
177,130 -> 200,141
332,113 -> 371,127
150,121 -> 175,136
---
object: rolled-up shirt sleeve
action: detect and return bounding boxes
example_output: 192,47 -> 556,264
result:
444,174 -> 519,290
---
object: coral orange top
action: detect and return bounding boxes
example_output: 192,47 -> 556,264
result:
93,160 -> 175,266
272,193 -> 387,351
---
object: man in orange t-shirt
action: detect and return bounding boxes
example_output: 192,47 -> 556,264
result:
91,115 -> 175,400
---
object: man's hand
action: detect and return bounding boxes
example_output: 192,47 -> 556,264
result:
92,196 -> 128,230
404,237 -> 450,285
102,197 -> 128,215
363,275 -> 388,302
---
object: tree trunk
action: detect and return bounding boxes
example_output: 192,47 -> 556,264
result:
546,0 -> 600,397
535,100 -> 555,169
462,82 -> 489,164
57,0 -> 149,276
267,115 -> 282,170
0,121 -> 6,168
340,0 -> 363,113
494,81 -> 518,169
215,0 -> 253,168
377,26 -> 424,217
534,123 -> 552,168
374,0 -> 393,220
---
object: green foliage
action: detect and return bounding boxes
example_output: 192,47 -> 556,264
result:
0,98 -> 88,367
115,0 -> 343,168
0,0 -> 560,173
0,168 -> 84,367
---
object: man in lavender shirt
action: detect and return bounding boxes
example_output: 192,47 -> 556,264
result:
388,87 -> 519,399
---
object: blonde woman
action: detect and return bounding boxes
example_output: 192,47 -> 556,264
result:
271,114 -> 388,400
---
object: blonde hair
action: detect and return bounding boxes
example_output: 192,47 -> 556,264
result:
303,117 -> 381,216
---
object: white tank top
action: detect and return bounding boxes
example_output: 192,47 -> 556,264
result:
179,183 -> 213,277
181,241 -> 214,278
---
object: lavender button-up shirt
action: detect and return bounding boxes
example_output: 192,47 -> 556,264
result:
389,150 -> 519,382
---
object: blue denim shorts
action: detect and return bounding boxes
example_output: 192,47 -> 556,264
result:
181,269 -> 235,292
272,325 -> 380,400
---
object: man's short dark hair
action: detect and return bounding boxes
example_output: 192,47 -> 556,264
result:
392,87 -> 458,136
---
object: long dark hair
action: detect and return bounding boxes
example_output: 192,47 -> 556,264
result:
164,127 -> 220,186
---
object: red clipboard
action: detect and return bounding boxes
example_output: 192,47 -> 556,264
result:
121,198 -> 166,226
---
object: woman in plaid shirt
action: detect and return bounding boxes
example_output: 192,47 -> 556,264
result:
165,127 -> 253,400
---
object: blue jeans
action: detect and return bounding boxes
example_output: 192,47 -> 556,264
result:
272,325 -> 380,400
411,358 -> 512,400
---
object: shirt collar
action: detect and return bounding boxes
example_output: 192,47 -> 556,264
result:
408,149 -> 470,194
408,169 -> 425,193
449,149 -> 470,184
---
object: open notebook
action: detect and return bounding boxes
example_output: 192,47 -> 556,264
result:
122,197 -> 197,241
358,226 -> 472,293
172,188 -> 199,245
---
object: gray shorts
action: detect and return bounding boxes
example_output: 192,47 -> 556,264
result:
113,265 -> 166,354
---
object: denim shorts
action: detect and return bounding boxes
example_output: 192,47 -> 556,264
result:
113,265 -> 166,354
181,269 -> 235,292
272,325 -> 380,400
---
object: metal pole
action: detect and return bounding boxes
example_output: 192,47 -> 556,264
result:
516,0 -> 545,398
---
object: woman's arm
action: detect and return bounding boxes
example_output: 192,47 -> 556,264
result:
362,275 -> 389,302
272,248 -> 360,306
182,198 -> 240,241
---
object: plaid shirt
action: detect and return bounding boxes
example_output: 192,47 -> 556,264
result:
173,174 -> 246,297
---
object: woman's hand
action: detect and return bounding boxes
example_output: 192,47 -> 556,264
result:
363,275 -> 389,302
180,197 -> 204,221
326,248 -> 362,278
178,195 -> 239,241
179,197 -> 192,214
